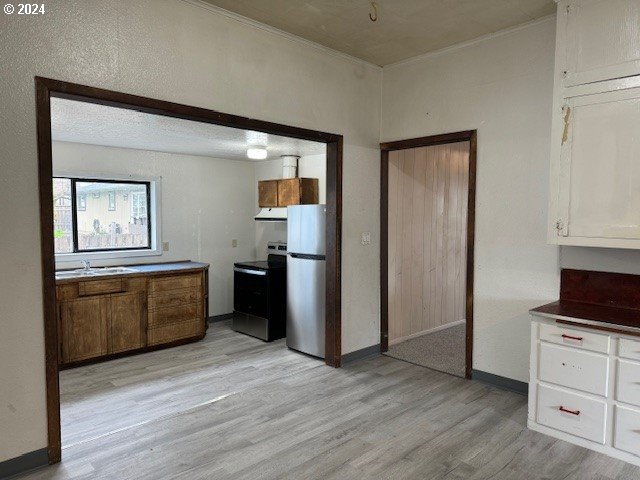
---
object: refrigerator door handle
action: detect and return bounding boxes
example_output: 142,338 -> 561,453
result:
289,253 -> 326,261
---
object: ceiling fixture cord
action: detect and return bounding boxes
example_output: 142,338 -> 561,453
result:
369,1 -> 378,22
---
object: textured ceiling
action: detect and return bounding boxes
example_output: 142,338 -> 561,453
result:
201,0 -> 556,66
50,98 -> 326,161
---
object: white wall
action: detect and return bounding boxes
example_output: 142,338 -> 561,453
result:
0,0 -> 381,462
53,141 -> 256,316
381,18 -> 561,383
254,153 -> 327,259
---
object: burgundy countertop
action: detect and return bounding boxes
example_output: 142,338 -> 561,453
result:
530,300 -> 640,331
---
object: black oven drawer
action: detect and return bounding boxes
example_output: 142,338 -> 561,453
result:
234,268 -> 269,318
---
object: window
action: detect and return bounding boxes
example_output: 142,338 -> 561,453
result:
53,177 -> 152,254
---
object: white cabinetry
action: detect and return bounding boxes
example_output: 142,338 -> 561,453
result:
529,315 -> 640,466
548,0 -> 640,248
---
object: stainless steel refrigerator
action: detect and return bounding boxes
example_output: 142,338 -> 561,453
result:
286,204 -> 326,358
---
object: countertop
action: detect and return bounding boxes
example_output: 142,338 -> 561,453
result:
530,300 -> 640,336
55,261 -> 209,284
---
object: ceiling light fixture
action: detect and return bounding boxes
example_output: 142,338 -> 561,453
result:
247,146 -> 268,160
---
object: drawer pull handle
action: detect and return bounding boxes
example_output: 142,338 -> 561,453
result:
559,406 -> 580,416
561,334 -> 583,342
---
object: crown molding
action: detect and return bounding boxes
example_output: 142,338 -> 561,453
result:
179,0 -> 382,70
384,13 -> 557,70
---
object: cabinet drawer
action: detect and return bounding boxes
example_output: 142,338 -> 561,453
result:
149,274 -> 201,294
147,318 -> 203,346
149,288 -> 201,310
614,405 -> 640,457
148,303 -> 201,328
619,338 -> 640,362
536,384 -> 607,444
78,278 -> 125,296
616,359 -> 640,407
539,342 -> 609,396
539,322 -> 610,354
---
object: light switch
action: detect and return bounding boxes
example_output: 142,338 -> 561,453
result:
232,239 -> 238,248
361,232 -> 371,245
162,242 -> 170,252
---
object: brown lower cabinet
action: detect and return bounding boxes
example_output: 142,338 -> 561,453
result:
56,267 -> 208,368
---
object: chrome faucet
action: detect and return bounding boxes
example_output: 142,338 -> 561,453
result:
81,260 -> 91,271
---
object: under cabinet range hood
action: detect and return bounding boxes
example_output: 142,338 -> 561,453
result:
254,207 -> 287,222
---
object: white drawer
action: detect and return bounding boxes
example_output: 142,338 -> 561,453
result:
536,384 -> 607,444
617,359 -> 640,407
539,322 -> 610,354
614,405 -> 640,457
619,338 -> 640,362
539,342 -> 609,396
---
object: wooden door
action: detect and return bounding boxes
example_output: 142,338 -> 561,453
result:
60,296 -> 109,363
110,291 -> 146,353
387,142 -> 469,344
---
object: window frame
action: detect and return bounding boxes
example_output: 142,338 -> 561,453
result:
54,173 -> 162,263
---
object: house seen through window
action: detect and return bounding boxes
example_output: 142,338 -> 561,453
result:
53,177 -> 151,254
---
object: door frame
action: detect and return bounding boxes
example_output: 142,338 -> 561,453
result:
35,76 -> 343,464
379,130 -> 477,379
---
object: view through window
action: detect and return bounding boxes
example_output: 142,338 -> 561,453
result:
53,177 -> 151,254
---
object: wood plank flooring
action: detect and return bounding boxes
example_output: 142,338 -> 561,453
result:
19,321 -> 640,480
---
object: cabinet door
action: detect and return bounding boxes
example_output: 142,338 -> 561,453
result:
110,292 -> 146,354
277,178 -> 318,206
562,0 -> 640,87
556,86 -> 640,244
258,180 -> 278,207
60,297 -> 109,364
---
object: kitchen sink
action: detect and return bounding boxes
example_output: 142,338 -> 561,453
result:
96,267 -> 138,274
55,266 -> 139,279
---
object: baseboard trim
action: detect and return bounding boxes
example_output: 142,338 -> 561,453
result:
389,319 -> 465,346
472,369 -> 528,395
0,449 -> 48,479
342,344 -> 381,364
208,313 -> 234,323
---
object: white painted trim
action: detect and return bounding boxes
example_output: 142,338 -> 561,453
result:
384,14 -> 557,69
179,0 -> 382,70
53,173 -> 163,264
389,319 -> 465,346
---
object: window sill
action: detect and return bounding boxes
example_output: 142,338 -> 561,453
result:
55,248 -> 162,264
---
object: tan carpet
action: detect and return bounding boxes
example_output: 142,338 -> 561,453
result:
384,323 -> 466,378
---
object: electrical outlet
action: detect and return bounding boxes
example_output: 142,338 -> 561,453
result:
361,232 -> 371,245
232,239 -> 238,248
162,242 -> 170,252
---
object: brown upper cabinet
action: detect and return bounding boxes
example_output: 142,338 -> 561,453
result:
258,178 -> 319,207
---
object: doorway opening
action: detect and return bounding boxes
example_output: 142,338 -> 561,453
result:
380,131 -> 476,379
36,77 -> 343,464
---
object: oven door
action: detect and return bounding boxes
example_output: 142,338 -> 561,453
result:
233,267 -> 269,318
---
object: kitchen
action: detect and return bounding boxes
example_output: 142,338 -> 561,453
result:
49,96 -> 331,448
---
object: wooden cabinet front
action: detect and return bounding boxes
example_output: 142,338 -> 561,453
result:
60,296 -> 109,364
110,291 -> 146,354
277,178 -> 318,206
258,178 -> 319,207
258,180 -> 279,207
147,273 -> 205,346
56,268 -> 207,367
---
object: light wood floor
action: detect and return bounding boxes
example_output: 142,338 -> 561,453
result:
19,321 -> 640,480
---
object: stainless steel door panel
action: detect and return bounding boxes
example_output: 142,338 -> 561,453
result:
286,255 -> 325,358
287,205 -> 326,255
